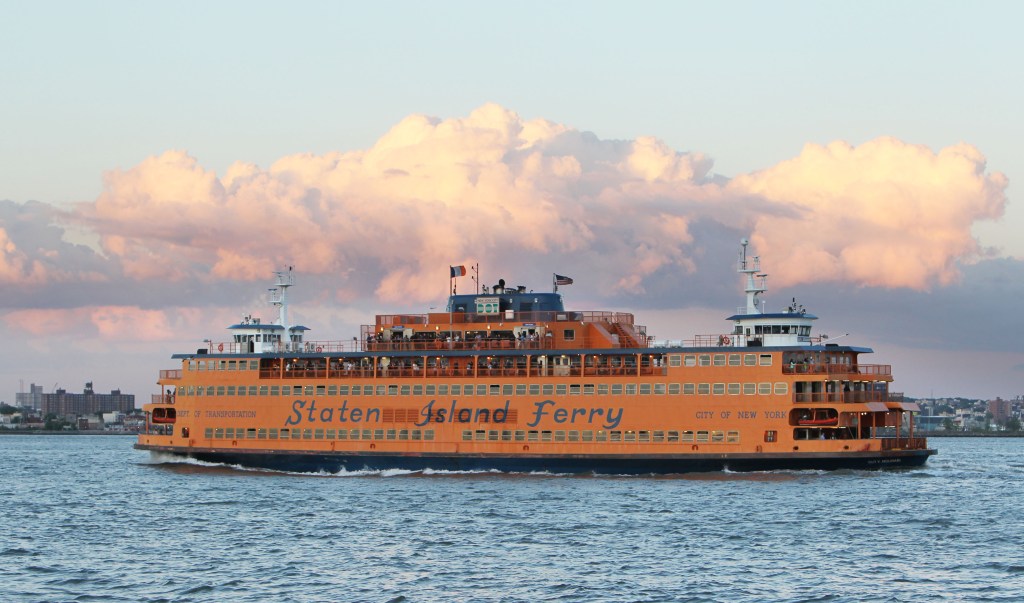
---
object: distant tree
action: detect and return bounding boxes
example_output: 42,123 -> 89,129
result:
942,418 -> 956,432
0,403 -> 17,415
1005,417 -> 1022,432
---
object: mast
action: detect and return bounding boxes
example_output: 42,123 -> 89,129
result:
268,267 -> 295,349
738,238 -> 766,315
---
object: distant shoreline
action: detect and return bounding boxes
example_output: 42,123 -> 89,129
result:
0,430 -> 138,436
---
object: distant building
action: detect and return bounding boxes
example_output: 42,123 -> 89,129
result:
41,382 -> 135,417
15,383 -> 44,410
989,398 -> 1011,424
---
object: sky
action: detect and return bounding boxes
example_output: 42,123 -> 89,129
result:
1,1 -> 1022,404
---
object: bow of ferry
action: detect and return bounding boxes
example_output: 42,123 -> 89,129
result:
136,240 -> 935,474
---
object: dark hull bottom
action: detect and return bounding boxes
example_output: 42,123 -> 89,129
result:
137,445 -> 936,475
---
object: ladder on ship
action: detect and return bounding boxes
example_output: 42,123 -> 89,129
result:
609,321 -> 642,348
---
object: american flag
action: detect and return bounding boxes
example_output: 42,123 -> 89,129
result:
554,274 -> 573,285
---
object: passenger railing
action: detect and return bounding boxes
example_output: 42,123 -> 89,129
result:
259,364 -> 669,380
792,391 -> 902,404
783,363 -> 891,376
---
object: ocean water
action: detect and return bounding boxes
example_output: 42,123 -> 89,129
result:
1,436 -> 1022,603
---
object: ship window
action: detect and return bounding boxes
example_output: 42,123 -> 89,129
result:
376,386 -> 386,396
250,360 -> 259,370
584,384 -> 596,395
214,428 -> 224,439
401,385 -> 411,396
626,384 -> 637,395
654,383 -> 666,394
684,355 -> 696,367
653,430 -> 665,442
598,384 -> 609,395
698,354 -> 711,366
425,385 -> 435,395
351,429 -> 362,440
683,383 -> 695,395
515,384 -> 526,396
282,385 -> 292,396
491,384 -> 502,396
744,383 -> 757,395
582,430 -> 594,442
774,382 -> 788,395
424,430 -> 434,441
438,384 -> 449,395
227,386 -> 235,396
216,386 -> 226,396
713,383 -> 725,395
528,431 -> 539,442
728,354 -> 741,366
713,354 -> 726,366
609,431 -> 622,442
669,355 -> 682,367
563,329 -> 575,341
292,429 -> 302,440
258,428 -> 268,440
197,361 -> 206,371
554,431 -> 566,442
727,431 -> 739,443
350,385 -> 361,396
228,360 -> 237,371
410,430 -> 420,441
399,429 -> 408,440
258,386 -> 268,396
327,385 -> 337,396
541,430 -> 553,442
711,431 -> 724,442
500,384 -> 512,396
744,354 -> 757,366
462,430 -> 472,441
764,430 -> 777,443
758,382 -> 772,395
696,431 -> 709,443
530,384 -> 541,395
501,430 -> 512,441
270,386 -> 280,396
373,429 -> 383,439
570,384 -> 581,395
189,360 -> 197,371
681,431 -> 695,442
275,428 -> 286,439
698,383 -> 711,395
316,386 -> 326,396
638,384 -> 650,395
638,430 -> 650,442
302,429 -> 312,440
556,385 -> 567,395
204,428 -> 213,439
413,385 -> 422,395
611,384 -> 623,395
476,384 -> 487,395
514,430 -> 526,442
759,354 -> 773,366
224,428 -> 235,439
387,429 -> 397,440
219,361 -> 228,371
596,430 -> 607,442
336,429 -> 347,440
728,383 -> 741,395
568,430 -> 579,442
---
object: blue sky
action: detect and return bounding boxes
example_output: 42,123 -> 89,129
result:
1,1 -> 1021,401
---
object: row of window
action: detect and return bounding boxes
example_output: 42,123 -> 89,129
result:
176,381 -> 790,397
185,353 -> 779,373
460,429 -> 741,444
202,426 -> 740,444
682,353 -> 773,367
205,426 -> 436,441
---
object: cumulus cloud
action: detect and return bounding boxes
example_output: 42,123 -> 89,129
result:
5,104 -> 1010,310
730,138 -> 1007,289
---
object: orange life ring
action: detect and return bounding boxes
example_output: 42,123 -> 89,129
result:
217,343 -> 223,352
316,346 -> 323,353
721,336 -> 731,345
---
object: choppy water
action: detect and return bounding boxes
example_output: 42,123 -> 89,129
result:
1,435 -> 1022,602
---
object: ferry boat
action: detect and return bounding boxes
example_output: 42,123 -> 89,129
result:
136,240 -> 935,474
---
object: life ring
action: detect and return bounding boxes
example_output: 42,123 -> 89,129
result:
217,343 -> 223,352
721,336 -> 731,345
316,346 -> 323,353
